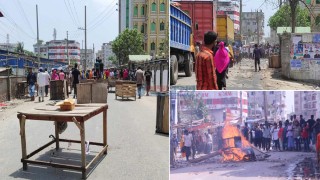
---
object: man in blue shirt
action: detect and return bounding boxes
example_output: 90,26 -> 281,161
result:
253,44 -> 262,72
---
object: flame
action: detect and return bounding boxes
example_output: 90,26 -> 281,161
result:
221,109 -> 251,162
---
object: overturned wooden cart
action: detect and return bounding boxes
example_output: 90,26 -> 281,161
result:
115,80 -> 136,101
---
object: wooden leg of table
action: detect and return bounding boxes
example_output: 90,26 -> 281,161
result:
80,121 -> 86,179
19,115 -> 27,170
54,121 -> 60,150
103,109 -> 107,154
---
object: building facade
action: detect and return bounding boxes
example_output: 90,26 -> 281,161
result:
34,40 -> 80,64
119,0 -> 169,56
241,11 -> 265,44
294,91 -> 320,119
0,43 -> 18,52
80,49 -> 94,69
217,0 -> 240,32
174,91 -> 248,124
247,91 -> 286,121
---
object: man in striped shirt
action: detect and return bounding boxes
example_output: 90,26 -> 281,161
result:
195,31 -> 218,90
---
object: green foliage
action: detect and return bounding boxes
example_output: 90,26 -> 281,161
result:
15,42 -> 24,53
158,24 -> 169,57
112,29 -> 145,65
108,55 -> 118,66
268,5 -> 310,30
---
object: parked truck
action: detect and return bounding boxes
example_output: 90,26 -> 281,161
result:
170,3 -> 195,85
217,15 -> 234,44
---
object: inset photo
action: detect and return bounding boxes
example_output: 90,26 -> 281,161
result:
170,90 -> 320,180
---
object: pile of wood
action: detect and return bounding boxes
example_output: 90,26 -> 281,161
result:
115,80 -> 137,100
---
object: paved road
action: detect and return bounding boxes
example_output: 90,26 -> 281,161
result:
0,92 -> 168,180
171,58 -> 317,90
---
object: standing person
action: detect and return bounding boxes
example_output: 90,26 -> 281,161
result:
183,130 -> 192,161
58,69 -> 65,80
123,69 -> 129,80
27,68 -> 37,101
207,130 -> 213,153
271,123 -> 280,151
300,115 -> 306,128
71,63 -> 81,99
313,118 -> 320,139
301,123 -> 310,152
242,122 -> 249,141
135,67 -> 144,99
287,122 -> 294,151
195,31 -> 218,90
293,121 -> 302,151
307,115 -> 316,145
191,131 -> 197,159
255,125 -> 263,149
51,69 -> 59,80
278,122 -> 284,151
253,44 -> 262,72
44,68 -> 50,97
263,124 -> 271,151
214,42 -> 230,90
144,68 -> 152,96
37,68 -> 47,102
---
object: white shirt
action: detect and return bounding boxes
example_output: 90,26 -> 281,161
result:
272,128 -> 279,140
37,72 -> 49,87
184,134 -> 192,147
44,71 -> 50,85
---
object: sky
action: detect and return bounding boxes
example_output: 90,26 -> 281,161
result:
0,0 -> 119,51
242,0 -> 278,37
285,91 -> 294,115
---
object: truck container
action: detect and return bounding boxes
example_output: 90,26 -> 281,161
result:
170,3 -> 194,85
177,1 -> 217,45
217,15 -> 234,43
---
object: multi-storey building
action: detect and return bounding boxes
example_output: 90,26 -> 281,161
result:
247,91 -> 286,121
119,0 -> 169,56
294,91 -> 320,119
173,91 -> 248,124
101,42 -> 115,62
217,0 -> 240,32
0,43 -> 18,52
241,11 -> 265,44
80,49 -> 94,69
34,40 -> 80,64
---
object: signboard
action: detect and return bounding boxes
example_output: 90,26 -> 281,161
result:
290,59 -> 302,70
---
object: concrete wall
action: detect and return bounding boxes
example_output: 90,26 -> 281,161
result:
281,33 -> 320,83
0,76 -> 26,102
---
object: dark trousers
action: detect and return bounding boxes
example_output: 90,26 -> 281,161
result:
255,138 -> 262,148
274,139 -> 280,150
263,137 -> 271,151
45,85 -> 49,96
73,83 -> 78,98
255,58 -> 261,71
303,138 -> 310,151
184,146 -> 191,161
295,138 -> 301,151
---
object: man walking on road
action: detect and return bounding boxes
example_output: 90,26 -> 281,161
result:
71,63 -> 81,99
144,68 -> 152,96
253,44 -> 262,72
44,68 -> 50,97
195,31 -> 218,90
37,68 -> 49,102
135,67 -> 144,99
27,68 -> 37,101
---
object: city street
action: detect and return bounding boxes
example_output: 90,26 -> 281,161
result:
171,151 -> 316,180
0,93 -> 168,180
172,58 -> 318,90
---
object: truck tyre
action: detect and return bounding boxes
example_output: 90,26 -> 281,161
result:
184,53 -> 193,77
170,55 -> 178,85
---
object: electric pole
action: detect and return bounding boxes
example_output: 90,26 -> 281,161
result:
84,5 -> 87,71
263,91 -> 268,122
256,10 -> 260,45
118,0 -> 121,34
36,4 -> 40,68
240,0 -> 242,35
67,31 -> 69,66
93,43 -> 95,68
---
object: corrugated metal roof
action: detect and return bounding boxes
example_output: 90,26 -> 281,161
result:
128,55 -> 152,62
277,27 -> 311,34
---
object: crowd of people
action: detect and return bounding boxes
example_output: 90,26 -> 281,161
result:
245,115 -> 320,152
26,63 -> 154,101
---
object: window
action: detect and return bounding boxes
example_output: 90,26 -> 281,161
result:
134,5 -> 138,16
151,42 -> 155,50
160,22 -> 165,31
160,3 -> 165,12
306,0 -> 311,4
141,24 -> 144,33
141,5 -> 145,15
151,22 -> 156,32
151,2 -> 156,12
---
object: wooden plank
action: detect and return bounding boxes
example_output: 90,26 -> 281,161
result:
22,159 -> 83,171
19,115 -> 27,170
85,144 -> 108,169
77,83 -> 92,104
162,95 -> 169,134
26,140 -> 55,159
72,117 -> 84,131
92,83 -> 108,103
59,139 -> 104,146
103,109 -> 107,147
55,121 -> 60,150
80,122 -> 86,179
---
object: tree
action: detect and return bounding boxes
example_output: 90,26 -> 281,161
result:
15,42 -> 24,53
268,4 -> 310,31
112,29 -> 144,65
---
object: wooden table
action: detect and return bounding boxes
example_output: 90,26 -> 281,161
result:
17,103 -> 108,179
